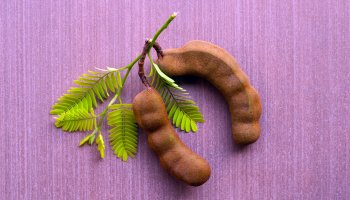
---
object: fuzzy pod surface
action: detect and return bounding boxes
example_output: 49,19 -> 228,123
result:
132,88 -> 211,186
156,40 -> 262,145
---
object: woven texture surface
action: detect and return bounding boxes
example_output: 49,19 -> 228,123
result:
1,1 -> 349,199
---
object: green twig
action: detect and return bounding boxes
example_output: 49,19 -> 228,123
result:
148,12 -> 177,52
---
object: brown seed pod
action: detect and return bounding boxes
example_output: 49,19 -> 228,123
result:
156,40 -> 262,145
133,88 -> 211,186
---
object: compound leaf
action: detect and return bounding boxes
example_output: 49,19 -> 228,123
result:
108,104 -> 138,162
50,68 -> 121,116
150,64 -> 204,133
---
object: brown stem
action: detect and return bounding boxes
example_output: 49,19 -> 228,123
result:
138,40 -> 151,88
153,41 -> 164,58
138,40 -> 164,88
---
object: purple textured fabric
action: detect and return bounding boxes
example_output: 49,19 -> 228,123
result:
1,1 -> 349,199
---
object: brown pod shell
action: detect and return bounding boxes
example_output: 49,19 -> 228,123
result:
133,88 -> 211,186
156,40 -> 262,145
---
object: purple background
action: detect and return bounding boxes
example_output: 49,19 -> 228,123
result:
1,1 -> 349,199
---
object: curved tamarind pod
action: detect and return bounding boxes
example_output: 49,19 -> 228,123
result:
156,40 -> 262,145
133,88 -> 211,186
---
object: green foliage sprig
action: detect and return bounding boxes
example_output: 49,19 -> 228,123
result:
148,55 -> 204,133
50,68 -> 122,115
55,108 -> 97,132
108,104 -> 138,161
50,12 -> 204,161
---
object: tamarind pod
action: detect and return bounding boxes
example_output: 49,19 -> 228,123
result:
156,40 -> 262,145
133,88 -> 211,186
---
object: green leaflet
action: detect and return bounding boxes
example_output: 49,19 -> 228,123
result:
96,131 -> 105,158
108,104 -> 138,162
150,64 -> 204,133
55,108 -> 97,132
79,132 -> 95,146
79,127 -> 103,158
50,68 -> 122,115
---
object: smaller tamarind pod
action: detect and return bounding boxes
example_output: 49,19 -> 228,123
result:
156,40 -> 262,145
133,88 -> 211,186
